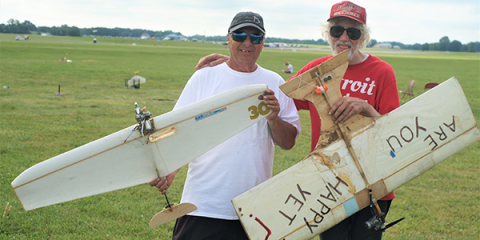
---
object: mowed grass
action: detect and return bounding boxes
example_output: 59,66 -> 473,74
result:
1,33 -> 479,239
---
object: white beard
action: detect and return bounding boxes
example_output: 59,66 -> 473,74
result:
332,40 -> 359,62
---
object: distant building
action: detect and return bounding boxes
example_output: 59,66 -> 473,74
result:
163,34 -> 188,41
140,33 -> 151,39
374,43 -> 392,49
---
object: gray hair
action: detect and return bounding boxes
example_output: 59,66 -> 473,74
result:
321,17 -> 371,50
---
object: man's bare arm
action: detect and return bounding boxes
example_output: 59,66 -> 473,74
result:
195,54 -> 230,70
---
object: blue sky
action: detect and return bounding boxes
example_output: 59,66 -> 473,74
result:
1,0 -> 479,44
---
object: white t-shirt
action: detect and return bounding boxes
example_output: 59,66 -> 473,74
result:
288,63 -> 293,73
174,63 -> 301,220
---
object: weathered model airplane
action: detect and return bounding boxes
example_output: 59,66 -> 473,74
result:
232,51 -> 479,239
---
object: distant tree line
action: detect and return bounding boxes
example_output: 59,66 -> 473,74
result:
0,19 -> 182,38
80,27 -> 183,38
188,34 -> 329,45
37,25 -> 81,36
190,35 -> 227,42
374,36 -> 480,52
2,19 -> 478,52
0,19 -> 36,34
266,37 -> 329,45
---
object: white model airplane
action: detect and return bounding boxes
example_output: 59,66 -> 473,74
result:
11,84 -> 271,213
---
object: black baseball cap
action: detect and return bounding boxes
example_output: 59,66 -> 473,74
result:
228,11 -> 265,34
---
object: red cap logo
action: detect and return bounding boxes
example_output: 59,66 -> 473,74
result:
328,1 -> 366,25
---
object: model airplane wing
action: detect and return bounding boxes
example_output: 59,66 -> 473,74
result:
12,84 -> 271,211
232,51 -> 479,240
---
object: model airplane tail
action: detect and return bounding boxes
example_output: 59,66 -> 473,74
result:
232,52 -> 479,240
12,84 -> 271,211
149,203 -> 197,228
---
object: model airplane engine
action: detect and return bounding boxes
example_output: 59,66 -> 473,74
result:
365,214 -> 385,231
134,102 -> 155,136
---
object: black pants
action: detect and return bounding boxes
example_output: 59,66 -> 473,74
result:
172,215 -> 249,240
320,200 -> 392,240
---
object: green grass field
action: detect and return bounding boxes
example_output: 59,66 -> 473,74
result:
1,33 -> 479,239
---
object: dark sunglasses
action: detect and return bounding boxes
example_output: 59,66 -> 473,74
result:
231,32 -> 264,44
330,26 -> 362,40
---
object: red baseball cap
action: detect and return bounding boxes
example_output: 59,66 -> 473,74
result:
327,1 -> 366,25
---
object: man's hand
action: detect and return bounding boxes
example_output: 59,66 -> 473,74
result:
195,54 -> 230,70
149,171 -> 178,195
329,97 -> 380,123
261,89 -> 280,121
261,89 -> 297,150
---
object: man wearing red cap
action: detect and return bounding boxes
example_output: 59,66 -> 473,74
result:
195,1 -> 399,239
296,2 -> 399,239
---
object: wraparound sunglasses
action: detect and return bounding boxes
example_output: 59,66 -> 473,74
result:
231,32 -> 264,44
330,26 -> 362,40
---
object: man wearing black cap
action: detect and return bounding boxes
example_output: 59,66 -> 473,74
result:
149,11 -> 300,240
195,2 -> 399,239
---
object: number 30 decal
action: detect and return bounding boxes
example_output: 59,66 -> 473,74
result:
248,102 -> 271,120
